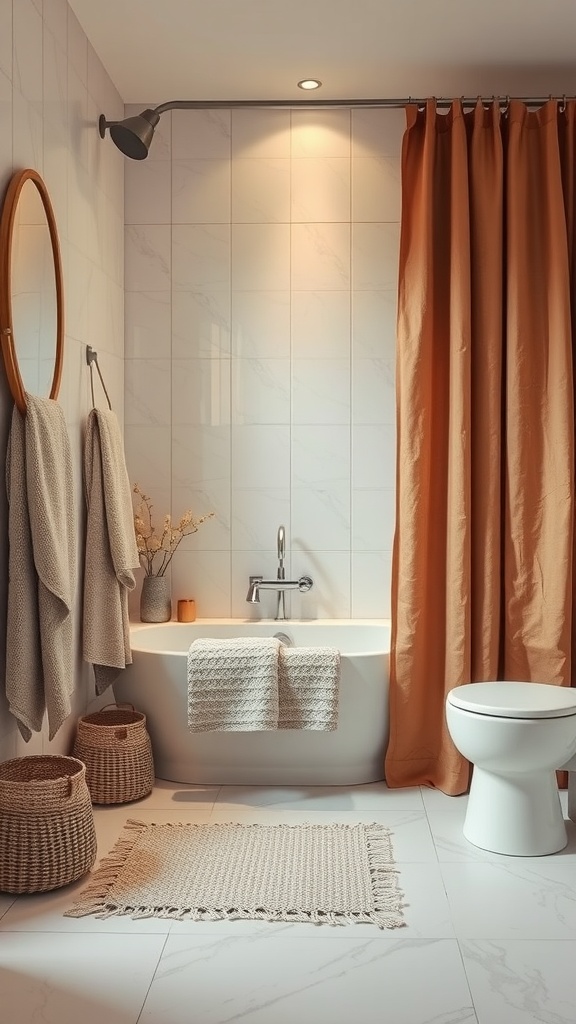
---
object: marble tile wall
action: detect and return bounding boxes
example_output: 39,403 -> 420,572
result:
125,105 -> 403,620
0,0 -> 125,762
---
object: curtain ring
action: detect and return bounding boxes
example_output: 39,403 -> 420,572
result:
561,94 -> 567,113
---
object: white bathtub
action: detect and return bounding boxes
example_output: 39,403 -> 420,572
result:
113,619 -> 390,786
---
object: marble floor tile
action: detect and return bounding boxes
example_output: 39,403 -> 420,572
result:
441,857 -> 576,939
0,932 -> 167,1024
121,778 -> 221,810
460,939 -> 576,1024
138,933 -> 477,1023
429,809 -> 576,864
216,781 -> 424,810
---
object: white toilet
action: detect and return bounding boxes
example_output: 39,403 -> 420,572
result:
445,681 -> 576,856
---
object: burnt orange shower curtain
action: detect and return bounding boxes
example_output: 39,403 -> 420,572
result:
385,99 -> 576,795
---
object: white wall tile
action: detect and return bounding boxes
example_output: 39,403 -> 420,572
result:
172,223 -> 230,290
125,359 -> 171,426
352,424 -> 396,489
170,482 -> 231,551
353,488 -> 396,549
171,425 -> 231,488
352,357 -> 395,424
172,289 -> 231,357
232,488 -> 291,550
291,158 -> 350,223
291,291 -> 350,359
232,425 -> 290,488
67,7 -> 87,84
125,224 -> 171,290
44,0 -> 68,50
352,289 -> 397,359
292,486 -> 351,551
0,0 -> 12,80
352,550 -> 392,618
231,290 -> 290,358
232,158 -> 290,223
172,159 -> 231,224
0,70 -> 12,191
171,358 -> 231,426
123,106 -> 402,620
352,157 -> 401,222
125,159 -> 171,225
352,222 -> 400,290
231,109 -> 291,157
291,223 -> 350,290
43,25 -> 68,132
124,425 -> 172,490
171,549 -> 231,617
13,0 -> 43,103
292,425 -> 351,485
172,108 -> 231,159
291,550 -> 352,618
232,223 -> 290,290
291,109 -> 351,157
232,358 -> 290,424
125,291 -> 171,358
352,108 -> 405,157
292,358 -> 351,425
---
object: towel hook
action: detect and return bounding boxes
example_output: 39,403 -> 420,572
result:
86,346 -> 112,411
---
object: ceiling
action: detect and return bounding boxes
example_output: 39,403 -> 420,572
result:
68,0 -> 576,105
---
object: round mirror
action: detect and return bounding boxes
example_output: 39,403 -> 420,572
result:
0,168 -> 64,414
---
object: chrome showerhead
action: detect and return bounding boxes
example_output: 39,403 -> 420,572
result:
99,109 -> 160,160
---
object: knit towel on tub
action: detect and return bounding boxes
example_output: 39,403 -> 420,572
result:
278,646 -> 340,730
187,637 -> 281,731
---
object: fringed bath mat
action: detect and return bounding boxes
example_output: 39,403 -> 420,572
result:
65,820 -> 405,929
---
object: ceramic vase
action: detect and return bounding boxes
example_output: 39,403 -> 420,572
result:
140,575 -> 171,622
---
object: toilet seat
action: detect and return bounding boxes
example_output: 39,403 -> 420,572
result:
447,681 -> 576,719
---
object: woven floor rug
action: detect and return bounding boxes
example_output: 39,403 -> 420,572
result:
65,820 -> 405,929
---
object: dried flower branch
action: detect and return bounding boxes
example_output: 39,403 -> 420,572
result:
132,483 -> 214,576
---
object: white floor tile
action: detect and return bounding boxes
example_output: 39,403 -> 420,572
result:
216,782 -> 424,810
0,932 -> 167,1024
138,933 -> 477,1023
112,779 -> 221,810
441,858 -> 576,939
461,939 -> 576,1024
0,895 -> 16,919
429,811 -> 576,864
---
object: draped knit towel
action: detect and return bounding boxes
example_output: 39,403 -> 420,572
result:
83,408 -> 140,695
187,637 -> 281,731
278,645 -> 340,730
187,637 -> 340,732
5,395 -> 76,740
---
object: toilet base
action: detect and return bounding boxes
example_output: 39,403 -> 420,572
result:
464,766 -> 567,856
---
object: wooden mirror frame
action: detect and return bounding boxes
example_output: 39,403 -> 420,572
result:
0,168 -> 64,414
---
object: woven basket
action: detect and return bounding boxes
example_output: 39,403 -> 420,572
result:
0,755 -> 97,894
72,703 -> 155,805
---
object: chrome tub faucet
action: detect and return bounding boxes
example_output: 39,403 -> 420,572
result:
246,525 -> 313,621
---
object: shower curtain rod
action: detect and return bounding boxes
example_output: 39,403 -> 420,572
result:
100,95 -> 575,159
152,96 -> 573,113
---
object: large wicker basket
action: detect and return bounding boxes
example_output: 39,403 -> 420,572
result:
0,755 -> 97,894
72,703 -> 155,805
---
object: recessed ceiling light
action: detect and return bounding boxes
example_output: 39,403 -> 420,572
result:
297,79 -> 322,91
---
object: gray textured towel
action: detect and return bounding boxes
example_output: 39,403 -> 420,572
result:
187,637 -> 281,731
5,395 -> 76,740
83,408 -> 140,695
187,637 -> 340,732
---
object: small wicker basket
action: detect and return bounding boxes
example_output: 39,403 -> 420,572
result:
0,755 -> 97,894
72,703 -> 155,805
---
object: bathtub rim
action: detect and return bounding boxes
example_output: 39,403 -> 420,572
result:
129,617 -> 391,658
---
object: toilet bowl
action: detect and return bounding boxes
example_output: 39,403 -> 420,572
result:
445,681 -> 576,856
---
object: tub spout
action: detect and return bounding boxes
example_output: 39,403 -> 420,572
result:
246,576 -> 262,602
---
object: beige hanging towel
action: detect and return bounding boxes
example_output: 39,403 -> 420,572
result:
83,408 -> 140,695
278,646 -> 340,730
5,395 -> 76,740
187,637 -> 281,731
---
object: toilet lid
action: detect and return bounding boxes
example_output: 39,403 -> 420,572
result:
446,681 -> 576,718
